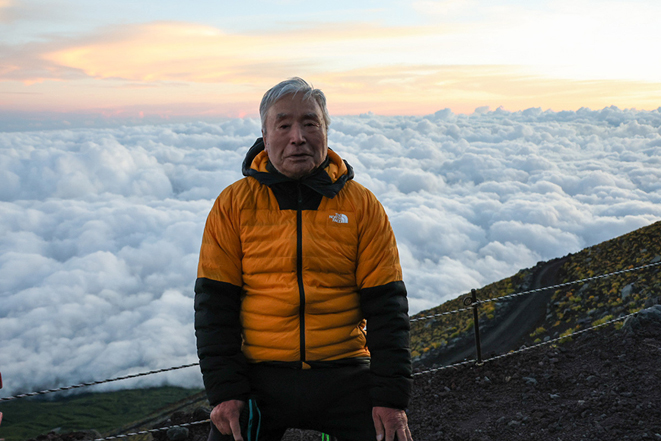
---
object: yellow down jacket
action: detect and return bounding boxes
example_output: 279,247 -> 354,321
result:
195,138 -> 411,408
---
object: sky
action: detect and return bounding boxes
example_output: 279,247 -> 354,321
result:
1,107 -> 661,396
2,0 -> 661,130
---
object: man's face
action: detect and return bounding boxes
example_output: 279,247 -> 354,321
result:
262,93 -> 328,179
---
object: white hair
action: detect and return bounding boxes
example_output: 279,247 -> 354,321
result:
259,77 -> 330,133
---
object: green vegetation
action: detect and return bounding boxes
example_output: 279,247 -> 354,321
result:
411,220 -> 661,361
529,326 -> 546,338
558,327 -> 576,343
410,270 -> 528,358
0,386 -> 203,441
548,222 -> 661,336
591,314 -> 614,327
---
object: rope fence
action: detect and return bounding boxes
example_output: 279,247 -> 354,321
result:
412,311 -> 637,376
480,260 -> 661,306
410,305 -> 473,323
0,363 -> 199,403
0,260 -> 658,439
92,419 -> 210,441
410,260 -> 661,323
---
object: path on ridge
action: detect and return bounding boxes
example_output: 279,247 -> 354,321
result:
417,256 -> 569,368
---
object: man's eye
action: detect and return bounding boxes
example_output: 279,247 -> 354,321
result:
279,124 -> 290,129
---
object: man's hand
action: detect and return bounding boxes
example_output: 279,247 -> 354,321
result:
210,399 -> 245,441
372,406 -> 413,441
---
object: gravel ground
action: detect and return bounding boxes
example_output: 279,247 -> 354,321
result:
407,313 -> 661,441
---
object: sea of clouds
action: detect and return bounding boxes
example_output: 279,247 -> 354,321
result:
1,106 -> 661,396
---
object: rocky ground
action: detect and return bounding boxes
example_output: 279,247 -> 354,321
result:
28,307 -> 661,441
407,306 -> 661,441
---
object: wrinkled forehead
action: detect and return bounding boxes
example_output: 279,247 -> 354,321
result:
267,94 -> 324,122
273,110 -> 323,123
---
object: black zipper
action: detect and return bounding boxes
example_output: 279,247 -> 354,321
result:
296,182 -> 306,363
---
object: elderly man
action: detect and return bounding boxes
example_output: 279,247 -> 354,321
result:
195,78 -> 412,441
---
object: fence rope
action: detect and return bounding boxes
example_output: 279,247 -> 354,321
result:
1,261 -> 657,403
92,419 -> 210,441
411,260 -> 661,323
0,362 -> 199,403
410,305 -> 473,323
412,311 -> 637,376
480,261 -> 661,306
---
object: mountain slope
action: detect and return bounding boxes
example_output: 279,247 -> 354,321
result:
411,220 -> 661,368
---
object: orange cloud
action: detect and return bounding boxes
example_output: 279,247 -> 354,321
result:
314,65 -> 661,114
2,20 -> 661,115
37,21 -> 444,83
0,0 -> 12,19
4,63 -> 661,117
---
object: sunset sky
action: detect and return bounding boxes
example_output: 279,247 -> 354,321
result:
2,0 -> 661,126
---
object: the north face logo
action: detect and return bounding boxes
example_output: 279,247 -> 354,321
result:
329,213 -> 349,224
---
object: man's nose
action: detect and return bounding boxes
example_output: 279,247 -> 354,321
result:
289,123 -> 305,144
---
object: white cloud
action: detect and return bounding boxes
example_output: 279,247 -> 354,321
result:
1,107 -> 661,396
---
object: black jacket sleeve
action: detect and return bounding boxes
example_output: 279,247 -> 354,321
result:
194,277 -> 249,406
360,280 -> 412,409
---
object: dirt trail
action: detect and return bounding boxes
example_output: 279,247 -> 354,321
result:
418,257 -> 569,368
